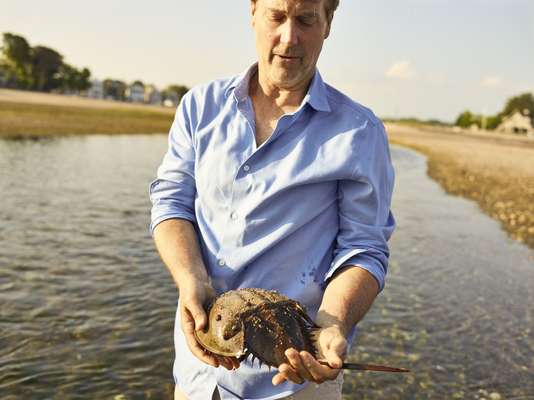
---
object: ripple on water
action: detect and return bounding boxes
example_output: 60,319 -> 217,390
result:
0,138 -> 533,399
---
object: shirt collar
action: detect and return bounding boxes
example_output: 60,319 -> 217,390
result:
226,63 -> 331,113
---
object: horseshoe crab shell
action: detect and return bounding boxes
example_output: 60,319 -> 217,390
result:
194,288 -> 317,367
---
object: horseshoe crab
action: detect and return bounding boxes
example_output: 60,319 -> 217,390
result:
194,288 -> 410,373
194,288 -> 316,367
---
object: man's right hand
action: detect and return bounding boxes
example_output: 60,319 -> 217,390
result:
178,276 -> 240,370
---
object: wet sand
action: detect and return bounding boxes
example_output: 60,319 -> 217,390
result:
386,123 -> 534,248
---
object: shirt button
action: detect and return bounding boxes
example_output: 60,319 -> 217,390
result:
218,259 -> 225,267
230,212 -> 238,220
243,165 -> 250,172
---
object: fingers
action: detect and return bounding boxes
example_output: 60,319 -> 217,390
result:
228,356 -> 241,370
180,301 -> 240,371
181,307 -> 220,368
272,362 -> 303,386
284,349 -> 314,382
180,304 -> 220,368
273,349 -> 340,386
299,351 -> 339,383
216,355 -> 234,371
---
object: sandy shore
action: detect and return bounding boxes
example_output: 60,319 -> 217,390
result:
0,88 -> 173,112
386,123 -> 534,248
0,89 -> 174,138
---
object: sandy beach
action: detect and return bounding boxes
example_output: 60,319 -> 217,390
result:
386,123 -> 534,248
0,89 -> 174,138
0,88 -> 174,112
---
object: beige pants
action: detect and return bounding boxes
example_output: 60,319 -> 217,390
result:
174,374 -> 343,400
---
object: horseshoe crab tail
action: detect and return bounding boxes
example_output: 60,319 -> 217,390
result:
318,360 -> 410,373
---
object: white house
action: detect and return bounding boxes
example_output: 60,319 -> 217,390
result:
87,79 -> 104,99
144,84 -> 162,105
497,110 -> 534,137
126,82 -> 145,103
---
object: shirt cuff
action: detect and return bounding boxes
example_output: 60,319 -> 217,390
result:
149,212 -> 196,237
324,249 -> 387,291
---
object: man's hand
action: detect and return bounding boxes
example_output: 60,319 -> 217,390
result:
272,325 -> 347,385
179,276 -> 240,370
272,266 -> 380,385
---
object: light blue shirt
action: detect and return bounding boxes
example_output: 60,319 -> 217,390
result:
149,64 -> 395,400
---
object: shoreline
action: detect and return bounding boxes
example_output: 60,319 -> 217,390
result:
1,89 -> 532,249
0,89 -> 174,138
386,123 -> 534,249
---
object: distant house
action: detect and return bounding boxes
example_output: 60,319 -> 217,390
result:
163,94 -> 179,108
126,81 -> 145,103
163,98 -> 177,108
103,79 -> 127,101
144,84 -> 162,105
497,110 -> 534,137
87,79 -> 104,99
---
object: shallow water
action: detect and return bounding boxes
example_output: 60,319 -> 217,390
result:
0,136 -> 532,399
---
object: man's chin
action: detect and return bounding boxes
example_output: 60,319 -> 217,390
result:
269,71 -> 307,89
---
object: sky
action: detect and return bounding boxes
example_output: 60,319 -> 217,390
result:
1,0 -> 533,121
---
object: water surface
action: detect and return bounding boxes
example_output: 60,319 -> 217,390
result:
0,136 -> 532,399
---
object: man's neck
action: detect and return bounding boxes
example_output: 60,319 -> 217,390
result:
249,69 -> 313,114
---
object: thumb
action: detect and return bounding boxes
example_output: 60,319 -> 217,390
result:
187,301 -> 208,331
325,336 -> 346,369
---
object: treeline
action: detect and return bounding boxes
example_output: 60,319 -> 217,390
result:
383,117 -> 450,127
0,32 -> 91,93
455,92 -> 534,130
0,32 -> 189,106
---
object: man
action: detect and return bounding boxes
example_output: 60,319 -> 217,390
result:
149,0 -> 395,399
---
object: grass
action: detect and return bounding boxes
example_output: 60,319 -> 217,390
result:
387,123 -> 534,249
0,100 -> 174,138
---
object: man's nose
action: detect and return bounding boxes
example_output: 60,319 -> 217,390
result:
279,19 -> 298,45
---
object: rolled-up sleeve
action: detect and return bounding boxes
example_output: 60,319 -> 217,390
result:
149,93 -> 197,235
324,121 -> 395,291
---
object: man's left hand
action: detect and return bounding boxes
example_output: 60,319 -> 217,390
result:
272,325 -> 347,385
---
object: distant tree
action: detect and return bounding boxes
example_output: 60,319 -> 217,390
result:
56,63 -> 91,93
103,78 -> 127,100
1,32 -> 33,88
455,110 -> 476,128
78,67 -> 91,91
132,80 -> 145,87
500,92 -> 534,124
163,84 -> 189,104
56,63 -> 76,92
0,63 -> 11,87
486,114 -> 502,130
425,119 -> 450,126
31,45 -> 63,91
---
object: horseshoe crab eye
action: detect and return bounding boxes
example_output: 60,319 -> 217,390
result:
216,314 -> 222,321
223,321 -> 242,341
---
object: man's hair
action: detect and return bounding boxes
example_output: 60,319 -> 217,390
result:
325,0 -> 339,21
252,0 -> 340,22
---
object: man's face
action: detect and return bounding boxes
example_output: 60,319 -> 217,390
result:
251,0 -> 331,90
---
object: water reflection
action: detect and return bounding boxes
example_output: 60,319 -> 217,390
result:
0,136 -> 532,399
